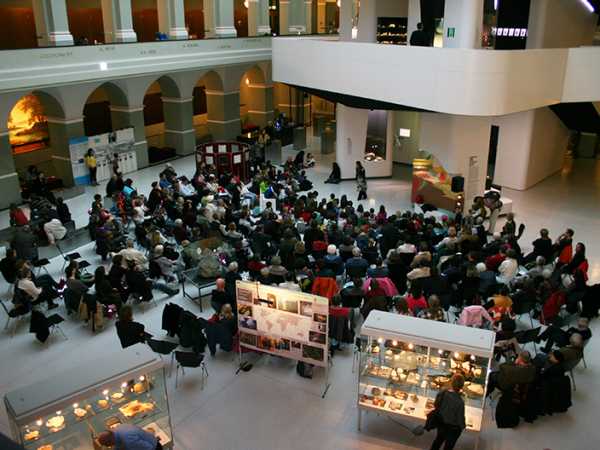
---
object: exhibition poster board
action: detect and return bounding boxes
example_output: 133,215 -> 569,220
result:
236,281 -> 329,368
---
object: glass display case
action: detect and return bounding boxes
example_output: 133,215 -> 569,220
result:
357,311 -> 495,435
4,345 -> 173,450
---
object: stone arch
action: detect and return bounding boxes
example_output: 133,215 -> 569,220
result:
239,64 -> 273,128
82,81 -> 131,136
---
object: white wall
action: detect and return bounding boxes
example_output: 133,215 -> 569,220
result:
492,108 -> 569,190
335,103 -> 393,179
419,113 -> 491,204
443,0 -> 484,49
356,0 -> 377,42
393,110 -> 422,164
528,0 -> 597,49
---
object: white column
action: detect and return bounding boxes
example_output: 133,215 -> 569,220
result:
32,0 -> 74,47
279,1 -> 290,35
257,0 -> 272,35
305,0 -> 313,34
407,0 -> 421,39
203,0 -> 215,38
101,0 -> 137,43
442,0 -> 484,48
356,0 -> 377,43
157,0 -> 189,40
214,0 -> 237,37
339,0 -> 353,41
248,0 -> 259,36
289,0 -> 307,34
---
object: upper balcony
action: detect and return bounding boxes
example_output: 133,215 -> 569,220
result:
0,37 -> 273,94
272,38 -> 600,117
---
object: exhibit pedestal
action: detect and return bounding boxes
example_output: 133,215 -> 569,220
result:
293,127 -> 307,151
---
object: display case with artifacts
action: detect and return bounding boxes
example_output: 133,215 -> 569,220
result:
4,346 -> 173,450
357,311 -> 494,437
376,17 -> 408,45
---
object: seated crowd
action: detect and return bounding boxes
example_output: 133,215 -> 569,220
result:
1,154 -> 596,428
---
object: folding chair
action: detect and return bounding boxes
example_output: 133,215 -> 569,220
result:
174,351 -> 208,389
32,259 -> 51,276
0,299 -> 30,337
147,339 -> 179,376
515,327 -> 541,354
47,313 -> 67,341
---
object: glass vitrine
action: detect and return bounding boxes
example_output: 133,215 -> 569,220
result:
4,345 -> 173,450
358,311 -> 494,433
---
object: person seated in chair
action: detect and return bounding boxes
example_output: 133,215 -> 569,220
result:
0,248 -> 19,284
216,303 -> 237,337
94,266 -> 122,310
56,197 -> 72,224
536,317 -> 591,353
65,264 -> 90,313
487,351 -> 536,396
558,333 -> 584,365
17,267 -> 59,309
115,306 -> 151,349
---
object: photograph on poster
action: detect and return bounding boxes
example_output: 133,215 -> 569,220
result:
316,323 -> 327,333
314,313 -> 327,324
240,316 -> 257,330
300,301 -> 314,317
303,345 -> 325,362
277,298 -> 299,314
309,331 -> 327,345
240,332 -> 258,347
238,305 -> 253,317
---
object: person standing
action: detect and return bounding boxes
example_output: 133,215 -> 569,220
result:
410,22 -> 430,47
85,149 -> 98,185
430,374 -> 466,450
356,161 -> 367,201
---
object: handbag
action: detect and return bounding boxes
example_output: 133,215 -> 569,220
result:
425,391 -> 445,431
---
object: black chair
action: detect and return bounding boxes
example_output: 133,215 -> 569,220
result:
47,314 -> 67,340
1,298 -> 30,337
515,327 -> 541,353
147,339 -> 179,375
174,351 -> 208,388
32,258 -> 50,276
512,300 -> 536,328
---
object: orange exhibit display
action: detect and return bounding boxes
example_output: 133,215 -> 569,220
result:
411,155 -> 462,213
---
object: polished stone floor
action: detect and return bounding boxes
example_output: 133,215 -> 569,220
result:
0,142 -> 598,450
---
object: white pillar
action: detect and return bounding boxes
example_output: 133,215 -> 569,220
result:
32,0 -> 74,47
203,0 -> 215,38
214,0 -> 237,37
157,0 -> 189,40
356,0 -> 377,43
289,0 -> 307,34
305,0 -> 313,34
279,1 -> 290,35
339,0 -> 353,41
248,0 -> 259,36
407,0 -> 421,39
101,0 -> 137,43
257,0 -> 272,35
442,0 -> 484,48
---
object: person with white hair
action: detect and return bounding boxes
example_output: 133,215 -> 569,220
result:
476,262 -> 497,296
118,239 -> 147,268
225,261 -> 242,300
153,244 -> 182,282
324,244 -> 344,275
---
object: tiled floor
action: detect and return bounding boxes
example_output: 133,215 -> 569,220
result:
0,141 -> 598,450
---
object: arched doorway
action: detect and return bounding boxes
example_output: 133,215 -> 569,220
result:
6,90 -> 68,195
142,75 -> 182,163
192,70 -> 226,141
66,0 -> 104,45
239,65 -> 271,130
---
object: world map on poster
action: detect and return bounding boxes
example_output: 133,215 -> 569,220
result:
254,306 -> 311,341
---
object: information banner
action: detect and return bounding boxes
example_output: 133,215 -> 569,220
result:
236,281 -> 329,367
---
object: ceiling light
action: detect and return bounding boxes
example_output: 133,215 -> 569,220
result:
580,0 -> 595,12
